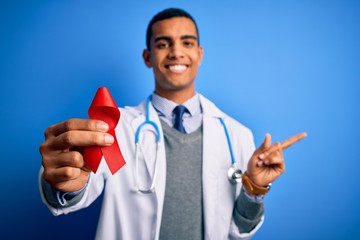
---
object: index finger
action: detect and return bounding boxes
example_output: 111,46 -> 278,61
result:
45,118 -> 109,138
281,132 -> 307,150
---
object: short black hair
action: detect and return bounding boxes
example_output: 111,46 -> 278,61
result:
146,8 -> 200,50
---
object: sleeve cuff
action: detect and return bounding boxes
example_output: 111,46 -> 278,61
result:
56,180 -> 89,206
41,175 -> 89,208
242,187 -> 265,203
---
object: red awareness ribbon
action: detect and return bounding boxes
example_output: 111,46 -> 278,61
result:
84,87 -> 126,175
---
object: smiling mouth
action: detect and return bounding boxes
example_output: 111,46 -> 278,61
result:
165,64 -> 188,73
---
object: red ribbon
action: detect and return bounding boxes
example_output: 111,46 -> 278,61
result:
84,87 -> 126,175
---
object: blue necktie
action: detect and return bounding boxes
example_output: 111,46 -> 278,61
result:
173,105 -> 188,134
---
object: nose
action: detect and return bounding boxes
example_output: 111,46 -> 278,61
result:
167,42 -> 184,59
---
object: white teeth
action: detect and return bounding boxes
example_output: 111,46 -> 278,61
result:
169,65 -> 187,72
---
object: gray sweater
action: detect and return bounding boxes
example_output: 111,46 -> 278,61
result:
159,121 -> 264,239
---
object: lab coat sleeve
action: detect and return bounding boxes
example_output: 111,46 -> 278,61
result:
229,216 -> 265,240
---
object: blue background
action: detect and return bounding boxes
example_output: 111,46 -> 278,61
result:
1,0 -> 359,239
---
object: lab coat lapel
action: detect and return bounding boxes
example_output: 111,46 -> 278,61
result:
130,100 -> 167,238
200,95 -> 228,239
130,101 -> 165,181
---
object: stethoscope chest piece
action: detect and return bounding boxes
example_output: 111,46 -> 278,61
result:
227,166 -> 243,184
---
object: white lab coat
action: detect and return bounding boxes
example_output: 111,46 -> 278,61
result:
40,94 -> 264,239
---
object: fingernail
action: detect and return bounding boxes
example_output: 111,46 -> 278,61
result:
97,122 -> 109,131
265,160 -> 270,165
259,153 -> 265,160
104,134 -> 114,144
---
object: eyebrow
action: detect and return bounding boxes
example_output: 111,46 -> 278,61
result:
154,35 -> 198,43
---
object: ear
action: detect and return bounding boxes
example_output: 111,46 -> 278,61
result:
197,46 -> 204,66
142,49 -> 152,68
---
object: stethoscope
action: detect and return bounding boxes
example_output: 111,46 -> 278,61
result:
133,96 -> 243,194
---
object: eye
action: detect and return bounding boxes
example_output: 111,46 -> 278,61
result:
156,42 -> 170,49
183,40 -> 195,47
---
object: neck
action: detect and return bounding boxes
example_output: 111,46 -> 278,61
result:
155,88 -> 195,104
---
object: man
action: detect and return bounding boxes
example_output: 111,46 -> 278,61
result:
39,8 -> 306,239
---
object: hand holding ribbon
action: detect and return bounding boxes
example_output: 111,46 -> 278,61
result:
84,87 -> 126,174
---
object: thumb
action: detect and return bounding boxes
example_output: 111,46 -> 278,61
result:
259,133 -> 271,151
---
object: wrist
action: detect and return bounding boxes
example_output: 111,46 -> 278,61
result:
242,172 -> 271,196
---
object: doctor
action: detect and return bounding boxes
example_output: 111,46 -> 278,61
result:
39,8 -> 306,239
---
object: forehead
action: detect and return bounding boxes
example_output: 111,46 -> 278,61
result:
151,17 -> 198,40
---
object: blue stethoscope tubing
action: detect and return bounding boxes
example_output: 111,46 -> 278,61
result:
134,96 -> 242,194
219,118 -> 243,183
134,96 -> 161,193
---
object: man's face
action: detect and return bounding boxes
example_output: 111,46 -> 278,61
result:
143,17 -> 203,101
